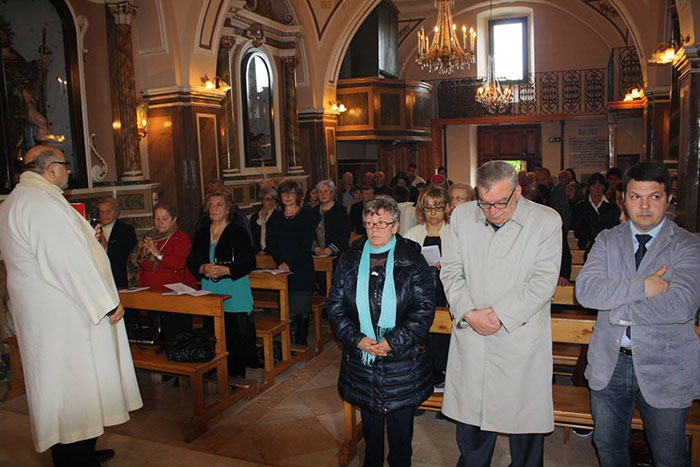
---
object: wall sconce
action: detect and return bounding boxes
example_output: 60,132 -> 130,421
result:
136,98 -> 148,139
329,100 -> 347,113
648,35 -> 690,65
201,74 -> 231,92
623,87 -> 645,102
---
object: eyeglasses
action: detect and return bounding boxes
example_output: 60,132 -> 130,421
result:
363,220 -> 395,230
423,205 -> 445,212
450,196 -> 468,202
476,186 -> 517,210
50,161 -> 71,169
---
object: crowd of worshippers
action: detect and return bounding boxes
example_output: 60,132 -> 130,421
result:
3,144 -> 696,467
517,165 -> 679,287
96,164 -> 467,381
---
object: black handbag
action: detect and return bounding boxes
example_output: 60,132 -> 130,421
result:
162,329 -> 217,362
125,309 -> 161,345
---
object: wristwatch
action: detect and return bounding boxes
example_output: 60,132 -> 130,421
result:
157,253 -> 163,261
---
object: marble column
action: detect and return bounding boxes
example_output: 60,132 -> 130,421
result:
283,56 -> 304,174
217,36 -> 238,179
673,45 -> 700,231
107,1 -> 143,181
642,87 -> 671,164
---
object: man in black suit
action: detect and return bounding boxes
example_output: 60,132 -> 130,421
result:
95,197 -> 136,289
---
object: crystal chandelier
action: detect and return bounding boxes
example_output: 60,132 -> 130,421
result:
475,55 -> 513,114
416,0 -> 476,75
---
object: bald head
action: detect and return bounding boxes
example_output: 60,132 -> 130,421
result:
24,145 -> 63,171
23,145 -> 70,188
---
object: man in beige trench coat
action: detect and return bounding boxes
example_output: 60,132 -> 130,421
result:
440,161 -> 562,467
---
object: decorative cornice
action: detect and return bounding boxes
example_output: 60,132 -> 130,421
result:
673,44 -> 700,80
108,1 -> 138,25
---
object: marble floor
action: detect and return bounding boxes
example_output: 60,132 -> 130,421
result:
0,343 -> 600,466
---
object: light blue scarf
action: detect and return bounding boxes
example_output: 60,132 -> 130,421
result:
356,235 -> 397,365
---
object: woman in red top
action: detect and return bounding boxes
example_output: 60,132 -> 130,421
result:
127,201 -> 196,340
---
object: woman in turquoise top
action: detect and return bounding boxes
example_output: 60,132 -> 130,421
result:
188,190 -> 256,378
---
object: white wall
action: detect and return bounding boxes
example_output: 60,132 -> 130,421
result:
445,124 -> 477,186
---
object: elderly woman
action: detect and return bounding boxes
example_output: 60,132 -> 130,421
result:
187,190 -> 257,379
250,186 -> 279,253
312,179 -> 351,257
128,202 -> 196,340
328,196 -> 435,467
267,180 -> 316,345
448,183 -> 475,212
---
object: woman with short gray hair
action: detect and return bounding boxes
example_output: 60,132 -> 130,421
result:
312,179 -> 350,256
328,195 -> 435,466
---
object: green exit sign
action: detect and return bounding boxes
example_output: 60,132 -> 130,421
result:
548,136 -> 562,143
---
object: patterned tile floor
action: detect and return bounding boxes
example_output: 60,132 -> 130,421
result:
0,343 -> 599,466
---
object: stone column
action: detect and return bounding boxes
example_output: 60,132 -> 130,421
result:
607,113 -> 617,169
674,45 -> 700,231
107,1 -> 143,181
642,87 -> 671,164
217,36 -> 238,179
283,56 -> 304,174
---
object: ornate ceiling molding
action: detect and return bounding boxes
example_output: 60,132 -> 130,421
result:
397,17 -> 425,47
305,0 -> 344,40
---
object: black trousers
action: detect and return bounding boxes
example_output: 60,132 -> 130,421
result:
361,406 -> 415,467
456,423 -> 544,467
205,312 -> 256,378
50,437 -> 98,467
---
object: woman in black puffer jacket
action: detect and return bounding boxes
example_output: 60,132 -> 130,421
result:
327,196 -> 435,467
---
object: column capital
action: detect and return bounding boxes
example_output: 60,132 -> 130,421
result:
108,1 -> 138,25
282,56 -> 299,68
643,86 -> 671,103
219,36 -> 235,51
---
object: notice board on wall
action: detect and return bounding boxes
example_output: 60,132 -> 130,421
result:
569,138 -> 609,172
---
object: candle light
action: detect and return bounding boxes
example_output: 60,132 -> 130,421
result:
462,25 -> 467,51
469,28 -> 476,52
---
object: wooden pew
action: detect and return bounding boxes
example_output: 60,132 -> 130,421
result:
338,309 -> 700,466
119,290 -> 257,441
248,270 -> 305,390
254,254 -> 334,355
571,249 -> 585,265
3,292 -> 259,439
570,264 -> 583,281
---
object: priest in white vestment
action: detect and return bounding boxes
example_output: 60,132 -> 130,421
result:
0,145 -> 142,466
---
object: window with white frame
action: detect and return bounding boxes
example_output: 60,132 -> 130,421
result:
489,17 -> 528,82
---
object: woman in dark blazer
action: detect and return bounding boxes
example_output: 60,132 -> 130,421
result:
187,190 -> 257,378
266,180 -> 316,345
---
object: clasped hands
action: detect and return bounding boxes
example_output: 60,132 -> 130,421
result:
142,236 -> 161,258
464,307 -> 502,336
199,263 -> 229,280
357,337 -> 392,357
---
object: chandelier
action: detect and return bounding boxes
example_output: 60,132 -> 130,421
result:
474,0 -> 511,114
416,0 -> 476,75
475,54 -> 513,114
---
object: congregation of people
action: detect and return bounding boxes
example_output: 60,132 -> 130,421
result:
1,145 -> 697,467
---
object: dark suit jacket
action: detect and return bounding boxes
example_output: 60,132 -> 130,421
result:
107,219 -> 137,288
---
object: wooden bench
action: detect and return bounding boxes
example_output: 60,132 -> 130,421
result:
3,291 -> 258,442
254,254 -> 335,355
570,264 -> 583,281
571,249 -> 585,265
339,308 -> 700,466
249,270 -> 309,389
119,290 -> 257,441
